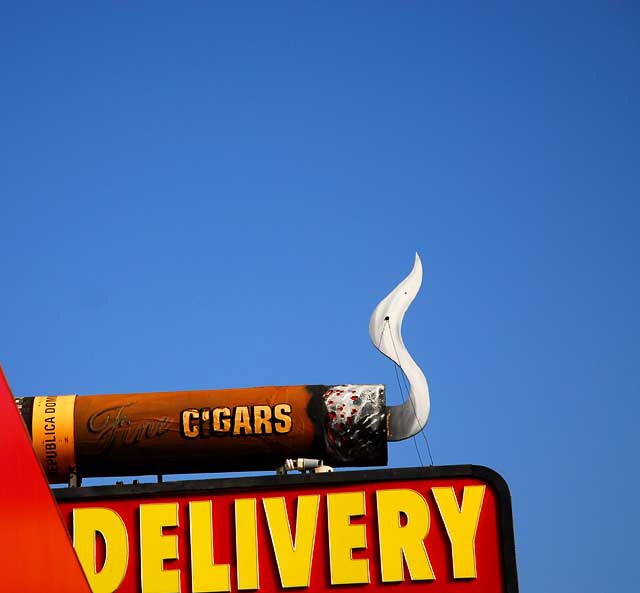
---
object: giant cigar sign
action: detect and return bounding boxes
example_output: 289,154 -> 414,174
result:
16,255 -> 429,483
18,384 -> 387,480
8,254 -> 519,593
56,466 -> 518,593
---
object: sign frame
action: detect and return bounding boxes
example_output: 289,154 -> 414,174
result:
55,464 -> 518,593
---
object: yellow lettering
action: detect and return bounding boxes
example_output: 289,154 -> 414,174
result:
181,409 -> 199,438
73,508 -> 128,593
253,405 -> 272,434
199,408 -> 211,437
213,407 -> 231,432
189,501 -> 230,592
140,503 -> 181,593
273,404 -> 292,433
233,406 -> 252,435
327,491 -> 369,585
376,489 -> 434,582
432,486 -> 485,579
235,498 -> 259,590
263,495 -> 319,588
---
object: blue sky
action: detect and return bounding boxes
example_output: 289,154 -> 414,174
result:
1,3 -> 638,591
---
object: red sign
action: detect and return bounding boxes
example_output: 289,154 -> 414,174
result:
0,367 -> 91,593
56,466 -> 518,593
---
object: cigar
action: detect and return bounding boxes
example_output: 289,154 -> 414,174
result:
15,384 -> 387,482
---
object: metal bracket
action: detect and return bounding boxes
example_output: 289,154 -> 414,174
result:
67,469 -> 81,488
276,458 -> 333,475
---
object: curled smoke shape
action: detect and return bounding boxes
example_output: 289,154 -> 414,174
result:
369,253 -> 430,441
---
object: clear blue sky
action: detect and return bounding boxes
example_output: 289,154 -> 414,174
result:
1,3 -> 638,591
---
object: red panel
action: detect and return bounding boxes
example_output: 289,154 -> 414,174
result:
59,474 -> 510,593
0,367 -> 92,593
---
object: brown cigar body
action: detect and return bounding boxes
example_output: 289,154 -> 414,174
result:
15,384 -> 387,482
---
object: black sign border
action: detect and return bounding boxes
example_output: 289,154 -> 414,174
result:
55,464 -> 518,593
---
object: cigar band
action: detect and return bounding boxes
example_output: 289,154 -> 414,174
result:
32,395 -> 76,482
